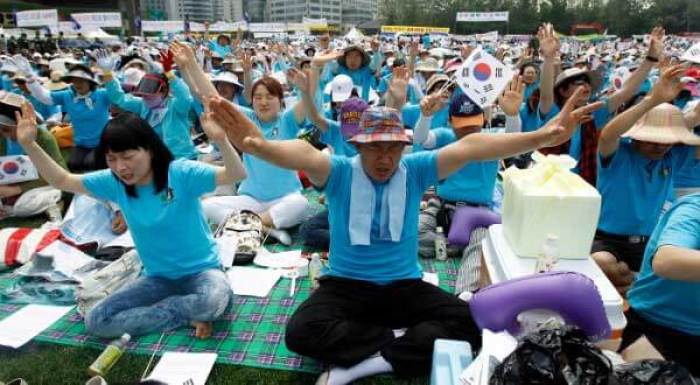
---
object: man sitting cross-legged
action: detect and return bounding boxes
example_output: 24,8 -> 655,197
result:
210,87 -> 600,384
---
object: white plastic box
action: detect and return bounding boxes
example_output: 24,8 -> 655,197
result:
482,224 -> 627,338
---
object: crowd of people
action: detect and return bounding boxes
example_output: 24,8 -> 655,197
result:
1,21 -> 699,383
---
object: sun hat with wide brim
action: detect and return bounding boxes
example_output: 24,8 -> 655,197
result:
61,64 -> 99,86
348,106 -> 412,144
338,45 -> 371,68
554,67 -> 601,91
623,103 -> 700,145
212,71 -> 243,89
415,57 -> 440,72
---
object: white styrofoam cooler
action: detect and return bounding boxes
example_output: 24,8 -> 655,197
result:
482,224 -> 626,337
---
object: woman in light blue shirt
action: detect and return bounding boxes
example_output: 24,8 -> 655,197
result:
14,99 -> 246,339
27,65 -> 110,172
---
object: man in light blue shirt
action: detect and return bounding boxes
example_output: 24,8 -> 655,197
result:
210,90 -> 595,384
624,193 -> 700,376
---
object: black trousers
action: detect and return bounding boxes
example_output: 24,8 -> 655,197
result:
284,276 -> 480,378
68,146 -> 97,173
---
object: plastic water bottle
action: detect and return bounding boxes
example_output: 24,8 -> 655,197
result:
435,226 -> 447,261
308,253 -> 322,290
535,234 -> 559,273
87,333 -> 130,377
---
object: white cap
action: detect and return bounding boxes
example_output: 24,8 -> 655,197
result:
329,74 -> 354,103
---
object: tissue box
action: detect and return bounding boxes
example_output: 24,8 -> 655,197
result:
501,152 -> 601,259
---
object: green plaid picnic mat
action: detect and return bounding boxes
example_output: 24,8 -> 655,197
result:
0,188 -> 463,374
0,259 -> 460,373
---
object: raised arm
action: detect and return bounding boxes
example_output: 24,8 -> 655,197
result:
288,67 -> 327,131
171,41 -> 218,101
414,92 -> 448,146
240,51 -> 254,105
16,103 -> 86,195
200,99 -> 246,185
537,23 -> 559,116
385,66 -> 409,110
437,87 -> 602,180
210,97 -> 331,186
598,65 -> 685,158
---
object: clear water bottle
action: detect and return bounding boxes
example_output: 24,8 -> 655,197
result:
87,333 -> 130,377
435,226 -> 447,261
308,253 -> 322,290
535,234 -> 559,273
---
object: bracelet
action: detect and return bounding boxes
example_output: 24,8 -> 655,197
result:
645,55 -> 659,63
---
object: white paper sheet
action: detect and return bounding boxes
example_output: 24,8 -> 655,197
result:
147,352 -> 217,385
0,305 -> 73,348
103,231 -> 135,249
422,272 -> 439,287
227,266 -> 281,297
253,248 -> 304,269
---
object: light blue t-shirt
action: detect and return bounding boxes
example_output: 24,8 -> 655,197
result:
50,87 -> 111,148
321,119 -> 357,157
402,104 -> 449,130
323,152 -> 439,284
628,193 -> 700,335
428,128 -> 498,205
519,103 -> 540,133
5,138 -> 24,155
25,93 -> 60,122
673,127 -> 700,189
597,140 -> 698,236
105,78 -> 196,159
237,107 -> 303,201
208,40 -> 232,58
82,159 -> 220,279
324,65 -> 377,102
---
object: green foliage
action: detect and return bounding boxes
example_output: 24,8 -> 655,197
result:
378,0 -> 700,37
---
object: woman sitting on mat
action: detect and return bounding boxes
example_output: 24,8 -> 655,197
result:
14,100 -> 246,339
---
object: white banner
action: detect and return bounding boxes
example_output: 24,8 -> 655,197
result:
189,22 -> 206,32
456,11 -> 509,22
302,17 -> 327,27
455,47 -> 513,108
208,21 -> 248,32
248,23 -> 285,33
15,9 -> 58,28
71,13 -> 122,28
141,20 -> 184,33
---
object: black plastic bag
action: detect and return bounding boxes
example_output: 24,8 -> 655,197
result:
613,360 -> 697,385
490,326 -> 613,385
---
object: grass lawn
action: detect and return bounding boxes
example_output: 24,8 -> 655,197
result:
0,342 -> 427,384
0,215 -> 428,385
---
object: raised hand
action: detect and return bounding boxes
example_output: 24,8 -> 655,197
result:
537,23 -> 560,59
14,102 -> 38,146
649,64 -> 686,104
497,75 -> 526,116
210,97 -> 264,154
311,49 -> 343,67
170,41 -> 197,69
540,86 -> 604,147
388,66 -> 410,100
646,26 -> 665,61
370,37 -> 380,52
159,49 -> 175,73
460,44 -> 474,59
201,100 -> 228,143
287,68 -> 310,94
420,91 -> 448,117
408,40 -> 420,57
238,51 -> 253,72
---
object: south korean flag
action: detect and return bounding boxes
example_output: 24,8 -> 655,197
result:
455,47 -> 513,109
0,155 -> 39,185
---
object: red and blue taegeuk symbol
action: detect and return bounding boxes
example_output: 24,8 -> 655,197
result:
473,62 -> 492,81
2,161 -> 19,175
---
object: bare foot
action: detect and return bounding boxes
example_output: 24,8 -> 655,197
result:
191,321 -> 213,339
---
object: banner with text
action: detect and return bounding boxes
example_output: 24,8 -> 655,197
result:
456,11 -> 509,22
70,13 -> 122,29
141,20 -> 184,33
15,9 -> 58,28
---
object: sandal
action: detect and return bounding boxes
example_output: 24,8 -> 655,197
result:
216,210 -> 263,265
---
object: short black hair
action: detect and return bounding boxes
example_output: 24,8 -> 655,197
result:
95,112 -> 174,198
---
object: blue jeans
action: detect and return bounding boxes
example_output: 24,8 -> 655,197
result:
298,209 -> 330,250
85,268 -> 231,338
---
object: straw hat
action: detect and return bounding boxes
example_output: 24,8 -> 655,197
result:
554,67 -> 601,91
338,44 -> 370,68
623,103 -> 700,145
46,70 -> 69,91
